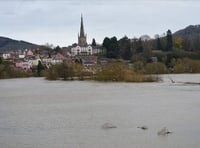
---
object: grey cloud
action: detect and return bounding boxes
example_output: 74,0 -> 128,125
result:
0,0 -> 200,46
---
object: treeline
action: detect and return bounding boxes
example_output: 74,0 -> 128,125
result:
43,59 -> 200,82
43,61 -> 160,82
102,29 -> 200,74
102,29 -> 200,62
132,58 -> 200,74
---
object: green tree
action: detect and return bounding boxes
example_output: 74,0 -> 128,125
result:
37,60 -> 44,76
118,36 -> 132,60
54,46 -> 61,53
131,38 -> 144,53
103,37 -> 119,59
136,38 -> 144,53
108,37 -> 119,58
166,29 -> 173,51
156,37 -> 163,50
92,38 -> 96,46
102,37 -> 111,49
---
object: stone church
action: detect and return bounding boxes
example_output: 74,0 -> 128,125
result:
71,15 -> 93,56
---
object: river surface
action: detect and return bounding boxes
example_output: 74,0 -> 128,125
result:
0,74 -> 200,148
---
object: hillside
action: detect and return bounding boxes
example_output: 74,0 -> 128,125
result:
173,25 -> 200,39
0,36 -> 38,52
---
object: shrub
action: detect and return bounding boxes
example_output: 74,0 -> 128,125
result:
0,64 -> 29,79
172,58 -> 200,73
95,62 -> 127,81
132,61 -> 144,72
43,62 -> 84,80
95,62 -> 160,82
43,67 -> 58,80
144,62 -> 168,74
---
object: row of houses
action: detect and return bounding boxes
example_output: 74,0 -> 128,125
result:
0,48 -> 100,71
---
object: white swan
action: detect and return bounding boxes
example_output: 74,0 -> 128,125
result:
157,127 -> 172,135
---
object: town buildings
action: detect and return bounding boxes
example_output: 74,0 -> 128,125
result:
0,15 -> 103,71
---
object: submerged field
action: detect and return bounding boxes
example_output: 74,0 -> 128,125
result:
0,74 -> 200,148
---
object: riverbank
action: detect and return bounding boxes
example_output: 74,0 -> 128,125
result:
1,59 -> 200,82
42,62 -> 162,82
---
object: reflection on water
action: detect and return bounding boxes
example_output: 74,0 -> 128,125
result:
0,74 -> 200,148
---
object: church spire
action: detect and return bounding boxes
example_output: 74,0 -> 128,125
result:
80,14 -> 85,37
78,14 -> 87,46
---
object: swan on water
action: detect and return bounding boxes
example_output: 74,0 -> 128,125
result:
157,127 -> 173,135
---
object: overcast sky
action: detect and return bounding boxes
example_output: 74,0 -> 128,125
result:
0,0 -> 199,47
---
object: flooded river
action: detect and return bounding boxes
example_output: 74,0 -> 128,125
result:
0,74 -> 200,148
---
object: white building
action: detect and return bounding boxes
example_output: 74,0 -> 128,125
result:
71,45 -> 92,56
2,53 -> 11,59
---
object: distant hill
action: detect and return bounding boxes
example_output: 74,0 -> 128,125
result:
0,36 -> 38,52
173,25 -> 200,39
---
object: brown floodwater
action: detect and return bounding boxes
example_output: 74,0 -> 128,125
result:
0,74 -> 200,148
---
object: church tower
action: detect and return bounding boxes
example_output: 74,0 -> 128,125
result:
71,14 -> 93,56
78,15 -> 87,46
